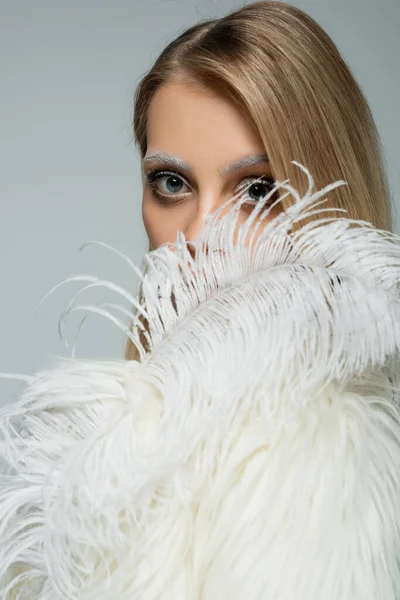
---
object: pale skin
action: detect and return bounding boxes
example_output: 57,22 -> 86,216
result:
141,80 -> 282,253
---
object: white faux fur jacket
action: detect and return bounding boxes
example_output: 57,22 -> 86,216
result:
1,163 -> 400,599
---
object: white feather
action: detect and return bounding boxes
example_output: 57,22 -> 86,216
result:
1,162 -> 400,598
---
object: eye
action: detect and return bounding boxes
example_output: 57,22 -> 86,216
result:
146,169 -> 190,201
237,176 -> 277,205
145,168 -> 277,207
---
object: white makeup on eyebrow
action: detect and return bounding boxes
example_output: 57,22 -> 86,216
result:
142,152 -> 269,176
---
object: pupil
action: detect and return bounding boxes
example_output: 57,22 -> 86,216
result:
249,183 -> 267,201
166,176 -> 183,193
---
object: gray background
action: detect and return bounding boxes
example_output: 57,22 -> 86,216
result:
0,0 -> 399,405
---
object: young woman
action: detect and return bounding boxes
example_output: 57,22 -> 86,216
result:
125,0 -> 392,362
1,2 -> 399,599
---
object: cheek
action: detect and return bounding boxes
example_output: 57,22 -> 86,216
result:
142,194 -> 179,250
142,196 -> 160,249
141,195 -> 152,236
240,206 -> 281,249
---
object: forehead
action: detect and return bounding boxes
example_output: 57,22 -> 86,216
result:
146,81 -> 264,158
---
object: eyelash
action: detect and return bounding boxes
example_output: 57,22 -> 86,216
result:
145,169 -> 277,209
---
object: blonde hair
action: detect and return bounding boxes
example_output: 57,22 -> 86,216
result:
125,0 -> 393,361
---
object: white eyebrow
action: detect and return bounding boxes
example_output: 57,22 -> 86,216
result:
142,151 -> 269,176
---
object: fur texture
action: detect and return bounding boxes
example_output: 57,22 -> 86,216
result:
1,163 -> 400,599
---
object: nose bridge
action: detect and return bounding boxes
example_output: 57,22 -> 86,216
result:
183,191 -> 222,247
